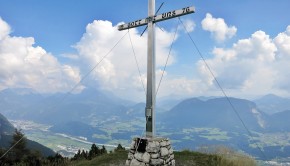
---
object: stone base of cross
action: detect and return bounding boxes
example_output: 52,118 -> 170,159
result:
125,137 -> 175,166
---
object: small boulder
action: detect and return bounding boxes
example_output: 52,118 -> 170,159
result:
161,147 -> 169,157
142,152 -> 150,163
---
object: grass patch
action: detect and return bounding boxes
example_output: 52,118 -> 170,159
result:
73,150 -> 127,166
175,150 -> 222,166
70,148 -> 256,166
197,145 -> 257,166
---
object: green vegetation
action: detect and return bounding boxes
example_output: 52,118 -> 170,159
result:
197,145 -> 257,166
174,150 -> 222,166
72,149 -> 127,166
0,129 -> 64,165
1,130 -> 256,165
175,150 -> 256,166
70,148 -> 257,166
0,130 -> 122,165
72,144 -> 107,161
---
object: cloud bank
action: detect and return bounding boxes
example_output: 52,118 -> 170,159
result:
2,14 -> 290,100
0,17 -> 82,93
198,26 -> 290,97
74,20 -> 180,100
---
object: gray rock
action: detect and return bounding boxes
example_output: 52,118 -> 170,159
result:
166,140 -> 171,146
154,141 -> 160,147
171,159 -> 176,166
161,147 -> 169,157
142,152 -> 150,163
130,140 -> 136,149
128,153 -> 134,160
169,147 -> 173,154
126,159 -> 131,166
146,142 -> 160,153
160,141 -> 167,147
151,153 -> 159,159
134,152 -> 143,162
130,149 -> 136,154
130,159 -> 141,166
150,158 -> 163,165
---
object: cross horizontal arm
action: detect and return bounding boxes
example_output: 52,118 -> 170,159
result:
118,6 -> 195,31
118,18 -> 148,31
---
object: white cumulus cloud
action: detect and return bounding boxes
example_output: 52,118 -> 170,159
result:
74,20 -> 177,101
201,13 -> 237,42
0,17 -> 10,40
274,25 -> 290,59
197,26 -> 290,97
0,17 -> 82,93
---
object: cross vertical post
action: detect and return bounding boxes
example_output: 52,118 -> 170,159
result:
118,0 -> 195,139
145,0 -> 156,138
119,2 -> 195,165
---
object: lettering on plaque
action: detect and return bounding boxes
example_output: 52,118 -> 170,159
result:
162,10 -> 176,19
118,6 -> 194,31
129,19 -> 142,27
182,7 -> 190,14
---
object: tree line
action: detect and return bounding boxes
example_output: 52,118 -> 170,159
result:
0,129 -> 126,166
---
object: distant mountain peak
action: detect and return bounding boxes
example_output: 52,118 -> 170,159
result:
182,97 -> 203,103
255,94 -> 290,115
260,94 -> 285,100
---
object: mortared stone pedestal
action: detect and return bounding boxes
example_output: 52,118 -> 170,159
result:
125,137 -> 175,166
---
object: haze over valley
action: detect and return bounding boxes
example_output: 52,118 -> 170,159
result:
1,88 -> 290,163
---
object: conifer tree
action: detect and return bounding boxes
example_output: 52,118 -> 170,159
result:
9,129 -> 29,163
72,149 -> 82,160
115,144 -> 125,151
89,143 -> 101,159
101,145 -> 107,154
81,149 -> 88,159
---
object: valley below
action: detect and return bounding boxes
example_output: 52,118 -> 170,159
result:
9,118 -> 290,165
2,88 -> 290,165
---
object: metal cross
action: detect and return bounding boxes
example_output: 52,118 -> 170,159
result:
118,0 -> 195,138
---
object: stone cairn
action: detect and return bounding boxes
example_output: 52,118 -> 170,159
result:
126,137 -> 175,166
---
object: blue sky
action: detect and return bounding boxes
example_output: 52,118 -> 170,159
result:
1,0 -> 289,55
0,0 -> 290,101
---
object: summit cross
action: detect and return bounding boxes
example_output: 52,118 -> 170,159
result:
118,0 -> 195,138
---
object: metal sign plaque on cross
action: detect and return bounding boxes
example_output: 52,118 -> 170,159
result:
118,0 -> 195,138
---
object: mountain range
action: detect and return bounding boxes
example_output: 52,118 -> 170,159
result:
0,88 -> 128,125
163,97 -> 266,131
1,88 -> 290,160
